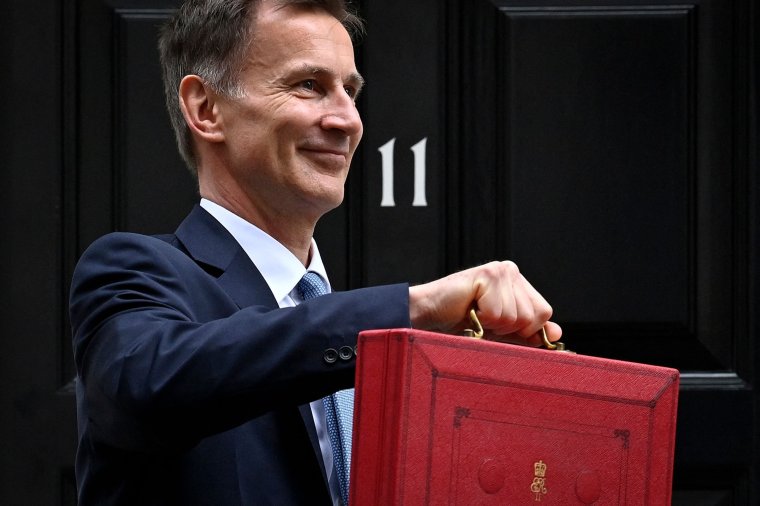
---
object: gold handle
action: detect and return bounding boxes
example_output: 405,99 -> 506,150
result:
465,310 -> 572,352
541,327 -> 557,349
463,308 -> 484,339
540,328 -> 572,352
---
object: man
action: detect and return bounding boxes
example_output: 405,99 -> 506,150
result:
69,0 -> 562,504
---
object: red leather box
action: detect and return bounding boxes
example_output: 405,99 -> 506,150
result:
350,329 -> 679,505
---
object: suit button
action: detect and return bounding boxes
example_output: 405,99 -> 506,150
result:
339,346 -> 354,361
323,348 -> 339,364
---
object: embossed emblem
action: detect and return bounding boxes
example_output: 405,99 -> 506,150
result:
530,460 -> 548,501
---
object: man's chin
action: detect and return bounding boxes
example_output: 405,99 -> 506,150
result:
297,186 -> 345,218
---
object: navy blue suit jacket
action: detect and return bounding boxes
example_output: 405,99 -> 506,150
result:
69,205 -> 410,505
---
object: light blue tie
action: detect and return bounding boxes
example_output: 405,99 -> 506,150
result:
297,272 -> 354,506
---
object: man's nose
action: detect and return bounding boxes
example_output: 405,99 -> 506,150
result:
320,91 -> 363,136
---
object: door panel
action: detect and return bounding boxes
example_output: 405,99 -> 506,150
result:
432,1 -> 755,501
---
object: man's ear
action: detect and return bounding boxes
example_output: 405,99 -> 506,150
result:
178,75 -> 225,143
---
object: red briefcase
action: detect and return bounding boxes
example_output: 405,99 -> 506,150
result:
349,328 -> 679,505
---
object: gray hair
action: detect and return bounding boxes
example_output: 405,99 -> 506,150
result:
158,0 -> 365,175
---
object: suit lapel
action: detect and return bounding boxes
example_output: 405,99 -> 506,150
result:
174,204 -> 278,310
175,205 -> 330,489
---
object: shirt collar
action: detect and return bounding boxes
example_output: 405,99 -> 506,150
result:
200,198 -> 330,305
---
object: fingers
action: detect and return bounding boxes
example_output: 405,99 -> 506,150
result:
408,260 -> 560,347
474,261 -> 553,339
485,321 -> 563,348
543,321 -> 563,342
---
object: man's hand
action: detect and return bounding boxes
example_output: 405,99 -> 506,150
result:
408,261 -> 562,347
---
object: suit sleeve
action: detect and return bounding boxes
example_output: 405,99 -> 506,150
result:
70,232 -> 411,453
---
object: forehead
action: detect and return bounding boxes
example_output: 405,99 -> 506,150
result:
247,2 -> 357,74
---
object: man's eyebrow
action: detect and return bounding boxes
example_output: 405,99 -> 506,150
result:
348,71 -> 366,88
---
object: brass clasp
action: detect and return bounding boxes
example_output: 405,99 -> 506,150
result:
541,327 -> 573,353
463,308 -> 484,338
464,309 -> 572,353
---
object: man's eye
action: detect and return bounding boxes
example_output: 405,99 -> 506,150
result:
344,86 -> 356,98
300,80 -> 316,91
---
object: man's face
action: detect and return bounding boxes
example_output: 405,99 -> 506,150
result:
215,2 -> 364,223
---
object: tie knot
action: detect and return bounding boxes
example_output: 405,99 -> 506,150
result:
297,271 -> 328,300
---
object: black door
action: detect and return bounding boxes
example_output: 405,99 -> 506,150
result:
1,0 -> 757,504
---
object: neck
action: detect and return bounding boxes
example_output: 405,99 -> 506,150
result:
201,190 -> 316,267
196,155 -> 328,266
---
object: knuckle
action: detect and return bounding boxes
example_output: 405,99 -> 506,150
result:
500,260 -> 520,277
502,260 -> 518,270
538,303 -> 553,322
482,261 -> 501,276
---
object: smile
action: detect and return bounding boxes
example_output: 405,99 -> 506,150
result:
300,148 -> 349,168
301,147 -> 349,157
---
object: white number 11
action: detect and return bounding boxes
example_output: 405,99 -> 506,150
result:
378,137 -> 428,207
